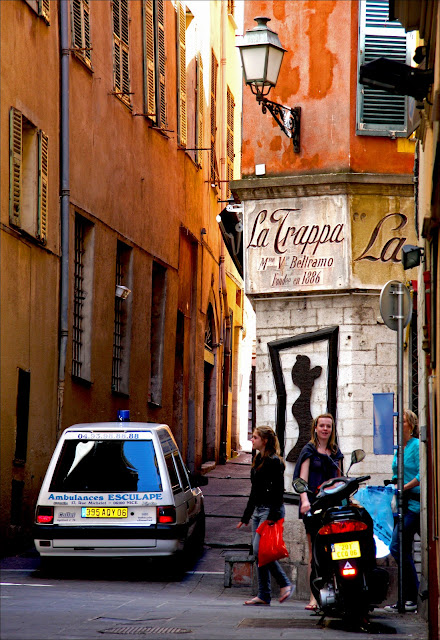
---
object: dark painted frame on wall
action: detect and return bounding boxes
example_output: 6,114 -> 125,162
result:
267,326 -> 339,458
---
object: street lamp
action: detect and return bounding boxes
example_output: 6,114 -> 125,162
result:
237,17 -> 301,153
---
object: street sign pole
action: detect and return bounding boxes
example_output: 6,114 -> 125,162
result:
379,280 -> 412,615
396,282 -> 405,614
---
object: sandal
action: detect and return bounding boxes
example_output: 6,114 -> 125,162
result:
305,603 -> 319,611
279,586 -> 292,603
244,597 -> 270,606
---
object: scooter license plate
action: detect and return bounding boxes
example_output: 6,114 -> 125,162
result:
331,541 -> 361,560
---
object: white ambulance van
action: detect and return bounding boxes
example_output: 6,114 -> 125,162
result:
34,421 -> 206,560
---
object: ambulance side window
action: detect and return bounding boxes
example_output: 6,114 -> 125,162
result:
173,452 -> 190,491
165,453 -> 182,494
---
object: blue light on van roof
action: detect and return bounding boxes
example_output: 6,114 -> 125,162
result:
118,410 -> 130,422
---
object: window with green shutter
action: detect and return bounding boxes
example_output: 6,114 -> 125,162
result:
113,0 -> 131,106
357,0 -> 411,137
71,0 -> 92,68
9,107 -> 48,244
143,0 -> 166,127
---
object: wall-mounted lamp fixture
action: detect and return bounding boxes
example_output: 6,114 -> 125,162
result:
115,284 -> 131,299
236,17 -> 301,153
359,57 -> 434,102
401,244 -> 425,270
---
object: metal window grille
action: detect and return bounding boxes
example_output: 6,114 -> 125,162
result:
112,251 -> 123,392
72,219 -> 85,378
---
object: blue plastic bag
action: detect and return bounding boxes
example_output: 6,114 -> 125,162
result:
355,485 -> 395,547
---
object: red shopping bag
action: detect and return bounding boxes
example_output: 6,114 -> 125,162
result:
255,518 -> 289,567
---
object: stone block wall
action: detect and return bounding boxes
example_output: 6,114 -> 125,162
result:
254,292 -> 398,488
253,292 -> 403,592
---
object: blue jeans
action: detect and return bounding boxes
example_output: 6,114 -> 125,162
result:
252,505 -> 290,604
389,510 -> 420,603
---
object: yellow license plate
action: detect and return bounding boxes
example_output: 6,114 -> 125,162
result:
81,507 -> 128,518
331,540 -> 361,560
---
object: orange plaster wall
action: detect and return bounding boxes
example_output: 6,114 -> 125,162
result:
241,0 -> 414,177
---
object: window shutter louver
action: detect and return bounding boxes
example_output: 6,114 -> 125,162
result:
210,51 -> 218,183
39,0 -> 50,23
357,0 -> 409,136
113,0 -> 130,103
144,0 -> 156,121
197,53 -> 203,166
38,130 -> 48,244
226,88 -> 235,194
177,1 -> 187,146
157,0 -> 166,127
83,0 -> 91,63
9,107 -> 22,228
72,0 -> 91,65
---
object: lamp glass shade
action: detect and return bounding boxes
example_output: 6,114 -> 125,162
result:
266,46 -> 284,85
240,45 -> 270,85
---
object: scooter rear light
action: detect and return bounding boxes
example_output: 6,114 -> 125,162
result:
318,520 -> 368,535
342,567 -> 357,577
36,506 -> 54,524
157,506 -> 176,524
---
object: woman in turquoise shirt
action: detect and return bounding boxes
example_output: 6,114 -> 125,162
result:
384,410 -> 420,613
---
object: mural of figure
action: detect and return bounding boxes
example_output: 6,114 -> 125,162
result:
286,355 -> 322,463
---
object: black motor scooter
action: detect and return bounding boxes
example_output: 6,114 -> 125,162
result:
293,450 -> 389,625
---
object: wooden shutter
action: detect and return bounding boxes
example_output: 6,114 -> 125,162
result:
197,53 -> 203,166
113,0 -> 130,103
210,51 -> 218,182
144,0 -> 156,121
357,0 -> 409,136
9,107 -> 22,228
177,1 -> 187,145
71,0 -> 91,65
157,0 -> 166,127
39,0 -> 50,23
226,88 -> 235,194
38,130 -> 48,243
83,0 -> 91,64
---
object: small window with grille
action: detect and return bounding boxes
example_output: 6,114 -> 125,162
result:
357,0 -> 411,137
112,241 -> 133,395
72,214 -> 94,383
149,261 -> 167,406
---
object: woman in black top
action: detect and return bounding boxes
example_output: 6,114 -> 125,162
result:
237,426 -> 292,606
293,413 -> 343,610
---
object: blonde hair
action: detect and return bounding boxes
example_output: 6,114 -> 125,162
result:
309,413 -> 338,454
404,409 -> 419,438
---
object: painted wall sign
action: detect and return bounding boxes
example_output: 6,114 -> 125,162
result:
244,196 -> 351,294
244,194 -> 418,294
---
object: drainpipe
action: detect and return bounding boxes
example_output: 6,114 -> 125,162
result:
219,1 -> 230,464
57,0 -> 70,439
220,249 -> 231,464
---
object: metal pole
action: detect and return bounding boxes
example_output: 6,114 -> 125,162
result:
396,282 -> 405,613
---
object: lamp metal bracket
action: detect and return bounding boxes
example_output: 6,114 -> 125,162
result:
258,97 -> 301,153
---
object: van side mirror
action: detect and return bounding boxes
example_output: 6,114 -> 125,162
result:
292,478 -> 308,494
